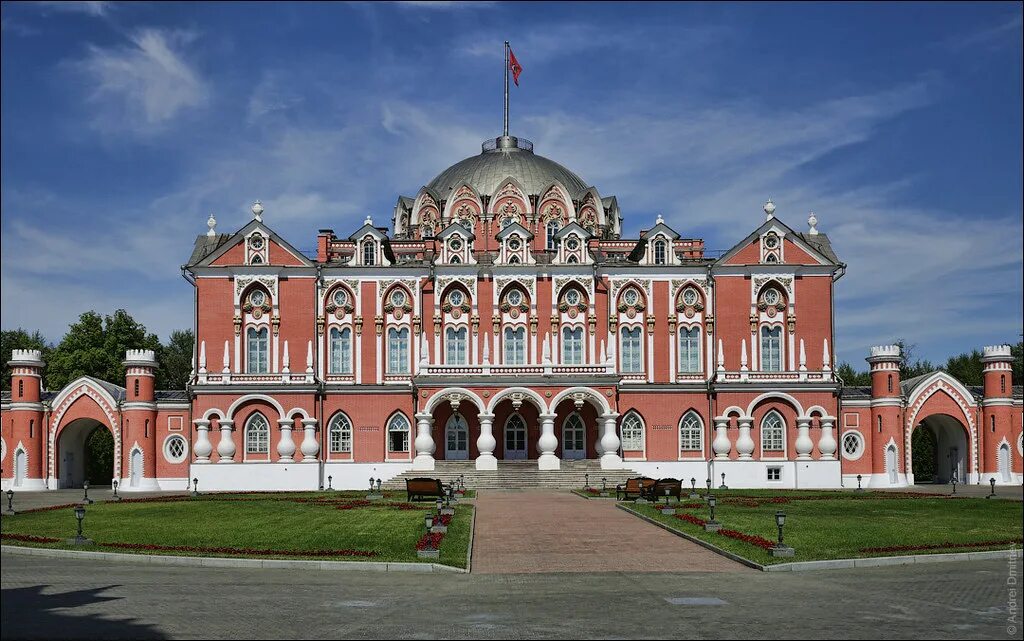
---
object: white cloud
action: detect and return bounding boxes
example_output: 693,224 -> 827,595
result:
942,12 -> 1022,51
32,1 -> 112,17
74,28 -> 208,135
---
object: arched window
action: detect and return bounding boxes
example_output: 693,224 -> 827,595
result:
509,254 -> 521,264
1001,375 -> 1006,394
760,326 -> 782,371
134,379 -> 140,397
991,415 -> 996,433
388,327 -> 409,373
329,327 -> 352,374
877,415 -> 883,433
388,414 -> 410,452
18,380 -> 23,398
888,374 -> 893,393
653,239 -> 667,265
566,255 -> 579,264
450,255 -> 461,264
680,411 -> 703,451
329,413 -> 352,453
621,327 -> 643,373
679,327 -> 700,372
562,327 -> 584,364
247,327 -> 269,373
761,410 -> 785,453
620,412 -> 644,451
446,327 -> 468,364
245,413 -> 270,454
363,240 -> 375,266
546,220 -> 560,250
504,326 -> 526,364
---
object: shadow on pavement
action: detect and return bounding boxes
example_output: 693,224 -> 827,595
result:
1,584 -> 166,640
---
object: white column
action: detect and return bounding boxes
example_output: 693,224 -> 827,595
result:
300,418 -> 319,462
736,417 -> 754,460
712,417 -> 731,460
795,418 -> 813,460
276,419 -> 296,462
599,414 -> 622,470
818,416 -> 837,460
413,412 -> 435,471
476,412 -> 497,470
537,413 -> 560,470
217,419 -> 236,463
193,419 -> 213,463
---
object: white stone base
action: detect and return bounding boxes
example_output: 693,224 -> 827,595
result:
600,453 -> 625,470
628,460 -> 843,489
475,454 -> 498,471
537,453 -> 561,470
322,462 -> 413,490
0,478 -> 48,492
118,477 -> 162,492
411,454 -> 435,471
191,462 -> 321,492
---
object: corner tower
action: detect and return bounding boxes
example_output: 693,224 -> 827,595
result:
5,350 -> 47,489
866,345 -> 904,486
980,345 -> 1015,483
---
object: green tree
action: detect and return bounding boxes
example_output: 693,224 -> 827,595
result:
945,349 -> 984,386
0,329 -> 51,391
46,310 -> 162,390
156,329 -> 194,390
836,362 -> 870,386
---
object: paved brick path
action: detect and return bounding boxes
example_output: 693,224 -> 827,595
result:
470,490 -> 748,574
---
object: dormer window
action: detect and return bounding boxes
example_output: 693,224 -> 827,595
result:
363,240 -> 375,266
249,233 -> 264,250
764,233 -> 779,249
653,239 -> 667,265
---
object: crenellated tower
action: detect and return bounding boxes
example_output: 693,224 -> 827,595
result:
4,349 -> 47,489
122,349 -> 160,490
980,345 -> 1014,482
866,345 -> 904,486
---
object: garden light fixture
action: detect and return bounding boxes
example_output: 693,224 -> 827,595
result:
770,510 -> 795,557
82,480 -> 93,505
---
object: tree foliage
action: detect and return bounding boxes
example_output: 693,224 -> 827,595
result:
838,339 -> 1023,391
45,310 -> 163,390
1,329 -> 51,392
156,329 -> 195,390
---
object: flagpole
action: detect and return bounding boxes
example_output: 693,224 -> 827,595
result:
503,40 -> 510,138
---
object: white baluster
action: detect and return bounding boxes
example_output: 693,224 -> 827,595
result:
476,413 -> 497,470
736,417 -> 754,459
537,413 -> 560,470
795,418 -> 813,460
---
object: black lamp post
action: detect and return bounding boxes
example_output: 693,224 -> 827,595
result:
720,472 -> 727,490
375,478 -> 382,493
327,475 -> 334,491
4,489 -> 15,515
67,505 -> 94,546
459,474 -> 465,491
705,477 -> 712,495
770,510 -> 795,557
987,477 -> 996,498
704,494 -> 720,532
855,474 -> 863,492
951,477 -> 957,495
191,477 -> 199,497
112,479 -> 122,502
81,480 -> 94,505
585,473 -> 590,489
689,477 -> 699,499
424,512 -> 434,530
369,477 -> 375,493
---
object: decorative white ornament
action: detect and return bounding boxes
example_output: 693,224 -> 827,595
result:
807,211 -> 819,235
207,213 -> 217,237
222,340 -> 230,374
198,341 -> 207,373
281,340 -> 290,373
764,198 -> 776,220
306,341 -> 314,374
740,339 -> 748,371
251,200 -> 264,222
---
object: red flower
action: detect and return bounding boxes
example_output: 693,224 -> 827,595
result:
859,538 -> 1023,554
1,533 -> 60,543
416,531 -> 444,551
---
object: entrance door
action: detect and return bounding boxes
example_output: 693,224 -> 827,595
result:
562,414 -> 586,460
63,452 -> 75,488
445,415 -> 469,460
886,445 -> 898,484
504,414 -> 527,460
14,450 -> 26,487
130,449 -> 142,487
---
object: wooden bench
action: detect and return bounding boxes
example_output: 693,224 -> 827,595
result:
616,477 -> 655,501
644,478 -> 683,502
406,478 -> 447,502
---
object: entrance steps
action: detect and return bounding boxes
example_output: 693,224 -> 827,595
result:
382,460 -> 640,490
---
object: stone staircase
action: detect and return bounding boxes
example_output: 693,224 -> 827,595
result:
382,460 -> 640,491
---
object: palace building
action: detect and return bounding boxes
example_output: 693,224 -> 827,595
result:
2,134 -> 1021,491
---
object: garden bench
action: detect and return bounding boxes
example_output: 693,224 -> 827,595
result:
616,477 -> 655,501
644,478 -> 683,502
406,478 -> 447,502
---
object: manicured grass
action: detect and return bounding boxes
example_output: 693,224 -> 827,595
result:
0,492 -> 473,568
623,492 -> 1023,565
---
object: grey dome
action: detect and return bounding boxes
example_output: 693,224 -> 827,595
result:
426,136 -> 590,199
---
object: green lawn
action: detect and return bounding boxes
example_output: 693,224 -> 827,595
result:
623,492 -> 1023,565
0,492 -> 473,568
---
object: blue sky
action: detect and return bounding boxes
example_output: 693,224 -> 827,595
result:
1,1 -> 1021,367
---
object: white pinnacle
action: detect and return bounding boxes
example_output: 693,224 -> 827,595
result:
764,198 -> 776,220
251,200 -> 264,222
207,213 -> 217,237
808,212 -> 819,235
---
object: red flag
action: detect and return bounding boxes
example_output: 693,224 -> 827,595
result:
509,47 -> 522,86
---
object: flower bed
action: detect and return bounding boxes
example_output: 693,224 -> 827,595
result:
675,513 -> 707,527
859,538 -> 1023,554
719,528 -> 775,551
98,541 -> 377,558
2,533 -> 60,544
416,531 -> 444,551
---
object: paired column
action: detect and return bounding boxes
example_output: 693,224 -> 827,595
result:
300,418 -> 320,462
795,418 -> 814,460
735,418 -> 755,460
413,413 -> 436,471
537,413 -> 560,470
277,419 -> 297,462
217,419 -> 236,463
818,417 -> 837,460
712,417 -> 731,459
599,414 -> 622,470
476,413 -> 497,470
193,419 -> 213,463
